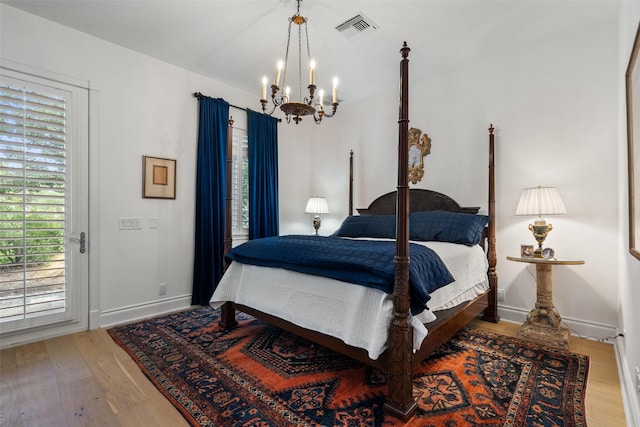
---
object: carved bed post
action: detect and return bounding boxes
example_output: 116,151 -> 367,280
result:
224,118 -> 234,260
482,124 -> 500,323
220,117 -> 237,329
384,42 -> 418,421
349,150 -> 354,216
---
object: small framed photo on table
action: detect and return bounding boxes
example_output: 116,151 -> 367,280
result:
143,156 -> 176,199
520,244 -> 534,258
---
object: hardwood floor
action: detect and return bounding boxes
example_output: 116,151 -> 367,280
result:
0,318 -> 627,426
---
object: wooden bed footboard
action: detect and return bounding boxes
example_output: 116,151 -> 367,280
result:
221,292 -> 491,374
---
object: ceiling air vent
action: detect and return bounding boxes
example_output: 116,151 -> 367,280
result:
335,13 -> 378,40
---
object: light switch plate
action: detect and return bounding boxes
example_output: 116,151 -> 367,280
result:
119,218 -> 142,230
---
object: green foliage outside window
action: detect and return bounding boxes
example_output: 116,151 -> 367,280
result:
0,183 -> 65,268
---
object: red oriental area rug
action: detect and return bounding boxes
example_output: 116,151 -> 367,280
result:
108,307 -> 589,426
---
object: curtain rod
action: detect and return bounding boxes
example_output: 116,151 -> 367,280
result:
192,91 -> 245,111
192,92 -> 282,122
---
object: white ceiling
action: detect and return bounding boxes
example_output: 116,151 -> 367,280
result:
2,0 -> 619,103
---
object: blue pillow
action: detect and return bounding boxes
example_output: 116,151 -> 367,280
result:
335,215 -> 396,239
409,211 -> 489,246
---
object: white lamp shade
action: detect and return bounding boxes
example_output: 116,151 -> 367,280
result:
515,186 -> 567,216
304,197 -> 329,214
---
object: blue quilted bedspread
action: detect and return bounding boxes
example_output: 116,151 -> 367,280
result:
225,235 -> 454,314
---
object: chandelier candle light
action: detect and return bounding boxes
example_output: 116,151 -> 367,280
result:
515,186 -> 567,258
260,0 -> 339,124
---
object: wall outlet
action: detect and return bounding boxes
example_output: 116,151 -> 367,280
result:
635,366 -> 640,394
158,283 -> 167,296
497,289 -> 505,302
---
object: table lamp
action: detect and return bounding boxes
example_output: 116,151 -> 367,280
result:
304,196 -> 329,236
515,186 -> 566,258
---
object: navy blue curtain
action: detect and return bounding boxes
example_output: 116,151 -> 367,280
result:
247,109 -> 279,239
192,96 -> 229,305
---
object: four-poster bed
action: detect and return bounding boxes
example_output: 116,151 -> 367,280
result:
212,42 -> 499,421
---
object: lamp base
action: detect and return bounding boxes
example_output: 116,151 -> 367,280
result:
312,215 -> 321,236
528,220 -> 553,258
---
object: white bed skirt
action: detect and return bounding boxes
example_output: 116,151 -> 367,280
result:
211,240 -> 488,360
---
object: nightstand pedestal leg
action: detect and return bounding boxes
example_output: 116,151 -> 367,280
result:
518,263 -> 570,349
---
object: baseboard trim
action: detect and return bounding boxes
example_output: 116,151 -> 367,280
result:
497,304 -> 617,340
0,296 -> 195,350
89,309 -> 101,330
0,319 -> 86,350
99,295 -> 194,329
615,336 -> 640,427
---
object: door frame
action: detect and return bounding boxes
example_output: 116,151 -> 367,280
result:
0,59 -> 99,348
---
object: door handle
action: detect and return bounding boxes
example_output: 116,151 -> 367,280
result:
70,232 -> 86,254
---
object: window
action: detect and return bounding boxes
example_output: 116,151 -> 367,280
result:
231,127 -> 249,237
0,78 -> 68,323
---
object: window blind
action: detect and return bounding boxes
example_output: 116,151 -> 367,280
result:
0,81 -> 67,322
231,129 -> 249,235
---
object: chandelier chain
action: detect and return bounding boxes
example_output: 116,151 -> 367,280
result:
305,21 -> 312,103
282,19 -> 293,97
298,22 -> 303,102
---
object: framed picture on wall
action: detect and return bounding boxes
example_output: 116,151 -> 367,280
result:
143,156 -> 176,199
626,22 -> 640,260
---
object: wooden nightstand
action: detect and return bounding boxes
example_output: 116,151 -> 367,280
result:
506,256 -> 585,349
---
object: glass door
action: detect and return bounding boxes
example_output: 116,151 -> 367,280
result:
0,71 -> 88,334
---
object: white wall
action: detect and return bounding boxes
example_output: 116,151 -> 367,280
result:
315,8 -> 639,422
275,121 -> 314,235
0,4 -> 335,336
618,1 -> 640,424
460,22 -> 619,335
0,5 -> 296,337
317,17 -> 619,339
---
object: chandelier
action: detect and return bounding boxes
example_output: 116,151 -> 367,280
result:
260,0 -> 339,124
